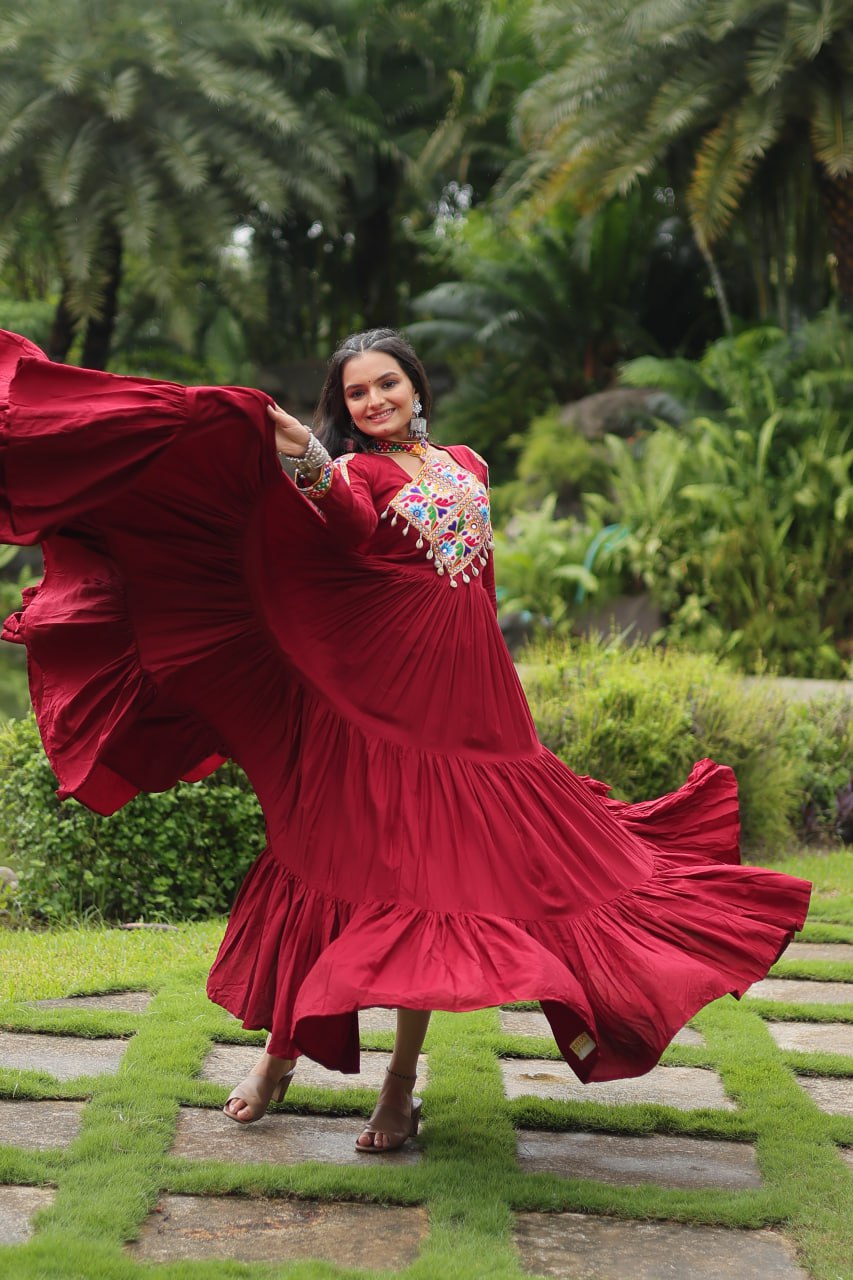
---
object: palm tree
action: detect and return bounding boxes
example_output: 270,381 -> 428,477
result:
238,0 -> 536,360
0,0 -> 345,367
516,0 -> 853,317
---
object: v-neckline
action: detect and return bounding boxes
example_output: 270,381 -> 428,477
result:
381,445 -> 461,486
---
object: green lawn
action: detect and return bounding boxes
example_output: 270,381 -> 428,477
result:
0,849 -> 852,1279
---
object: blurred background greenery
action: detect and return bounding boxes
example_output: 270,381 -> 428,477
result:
0,1 -> 850,736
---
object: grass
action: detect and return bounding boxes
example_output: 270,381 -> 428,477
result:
0,851 -> 851,1278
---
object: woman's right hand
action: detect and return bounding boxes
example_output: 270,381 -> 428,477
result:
267,404 -> 312,459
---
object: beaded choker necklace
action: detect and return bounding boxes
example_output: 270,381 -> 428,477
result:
368,439 -> 429,458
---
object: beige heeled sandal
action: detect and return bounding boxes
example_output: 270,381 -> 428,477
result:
223,1064 -> 296,1123
356,1096 -> 422,1153
356,1068 -> 422,1153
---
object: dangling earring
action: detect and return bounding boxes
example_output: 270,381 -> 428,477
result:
409,396 -> 428,441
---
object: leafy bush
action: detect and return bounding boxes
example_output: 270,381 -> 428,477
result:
0,715 -> 265,922
492,495 -> 606,631
522,637 -> 851,853
593,311 -> 853,677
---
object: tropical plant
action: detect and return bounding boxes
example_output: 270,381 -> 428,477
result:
233,0 -> 536,363
517,0 -> 853,322
492,494 -> 609,632
409,190 -> 715,471
586,311 -> 853,675
0,0 -> 344,368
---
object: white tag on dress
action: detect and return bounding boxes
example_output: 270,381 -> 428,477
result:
569,1032 -> 596,1060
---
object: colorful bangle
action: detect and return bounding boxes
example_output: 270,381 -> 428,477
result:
299,458 -> 333,499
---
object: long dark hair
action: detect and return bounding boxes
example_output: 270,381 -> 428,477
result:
314,329 -> 433,459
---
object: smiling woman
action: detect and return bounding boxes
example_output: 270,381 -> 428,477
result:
0,325 -> 811,1160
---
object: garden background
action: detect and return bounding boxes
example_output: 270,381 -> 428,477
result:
0,4 -> 852,1277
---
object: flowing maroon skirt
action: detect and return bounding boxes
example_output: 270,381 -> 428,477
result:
0,330 -> 811,1081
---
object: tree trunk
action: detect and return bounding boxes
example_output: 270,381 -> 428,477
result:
80,225 -> 124,370
696,234 -> 734,336
46,285 -> 77,362
818,167 -> 853,306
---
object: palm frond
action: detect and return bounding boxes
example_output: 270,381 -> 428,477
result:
809,79 -> 853,173
36,119 -> 104,208
688,108 -> 761,241
93,66 -> 141,122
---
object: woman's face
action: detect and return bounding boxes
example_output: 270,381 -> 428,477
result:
341,350 -> 419,442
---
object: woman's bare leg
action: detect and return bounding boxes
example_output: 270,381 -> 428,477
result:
356,1008 -> 431,1150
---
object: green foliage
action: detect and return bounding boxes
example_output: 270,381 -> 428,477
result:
0,0 -> 347,362
511,407 -> 613,510
517,0 -> 848,312
492,495 -> 605,630
585,311 -> 853,676
0,715 -> 264,923
410,191 -> 713,475
523,637 -> 850,852
0,297 -> 54,348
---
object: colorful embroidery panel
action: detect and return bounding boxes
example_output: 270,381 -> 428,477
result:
381,458 -> 493,585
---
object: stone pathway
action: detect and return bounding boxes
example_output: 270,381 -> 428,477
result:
0,1030 -> 129,1081
200,1043 -> 428,1091
747,978 -> 853,1004
31,991 -> 152,1013
173,1108 -> 421,1165
502,1060 -> 736,1111
0,1187 -> 56,1246
0,1099 -> 84,1150
1,956 -> 851,1273
513,1213 -> 810,1279
515,1129 -> 761,1190
769,1021 -> 853,1055
129,1194 -> 429,1268
501,1009 -> 705,1046
783,943 -> 853,964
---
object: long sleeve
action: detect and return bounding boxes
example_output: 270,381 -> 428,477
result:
298,455 -> 379,548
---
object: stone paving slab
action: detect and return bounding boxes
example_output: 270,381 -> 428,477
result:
500,1010 -> 704,1047
516,1129 -> 760,1190
172,1107 -> 421,1165
840,1147 -> 853,1175
797,1076 -> 853,1116
0,1100 -> 85,1151
0,1031 -> 130,1081
502,1060 -> 735,1112
769,1022 -> 853,1057
32,992 -> 152,1014
514,1212 -> 809,1279
359,1007 -> 398,1033
200,1044 -> 427,1091
747,978 -> 853,1004
130,1193 -> 429,1268
784,943 -> 853,964
0,1186 -> 56,1245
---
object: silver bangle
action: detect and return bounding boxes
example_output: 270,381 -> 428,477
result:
292,430 -> 331,477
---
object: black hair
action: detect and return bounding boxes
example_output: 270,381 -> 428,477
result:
314,328 -> 432,459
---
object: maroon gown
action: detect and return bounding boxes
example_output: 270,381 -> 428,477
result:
0,329 -> 811,1081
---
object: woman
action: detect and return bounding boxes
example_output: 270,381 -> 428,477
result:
0,326 -> 811,1155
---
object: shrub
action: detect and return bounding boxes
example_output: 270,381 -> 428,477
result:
521,637 -> 849,853
0,715 -> 265,922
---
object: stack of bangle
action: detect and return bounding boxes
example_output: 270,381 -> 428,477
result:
292,430 -> 332,478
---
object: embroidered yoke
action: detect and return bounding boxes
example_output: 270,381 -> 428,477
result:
379,456 -> 493,584
302,447 -> 495,588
